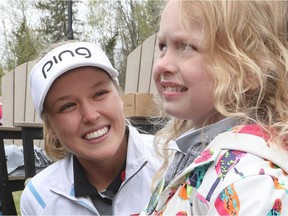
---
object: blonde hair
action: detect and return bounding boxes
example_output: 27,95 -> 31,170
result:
154,0 -> 288,182
42,115 -> 68,161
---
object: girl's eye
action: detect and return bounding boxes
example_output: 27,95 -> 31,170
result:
180,43 -> 198,52
59,102 -> 75,112
158,42 -> 167,52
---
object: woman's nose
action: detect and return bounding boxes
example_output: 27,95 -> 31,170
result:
82,102 -> 100,123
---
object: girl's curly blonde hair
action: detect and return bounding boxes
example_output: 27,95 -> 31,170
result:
153,0 -> 288,183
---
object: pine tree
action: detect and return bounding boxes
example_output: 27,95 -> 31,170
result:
11,18 -> 40,66
34,0 -> 82,43
0,0 -> 43,72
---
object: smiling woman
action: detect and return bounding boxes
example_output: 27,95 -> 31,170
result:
20,40 -> 163,216
44,67 -> 127,165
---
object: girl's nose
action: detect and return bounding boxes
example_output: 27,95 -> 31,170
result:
82,103 -> 100,123
153,51 -> 177,75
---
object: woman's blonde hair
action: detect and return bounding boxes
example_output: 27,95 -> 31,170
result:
154,0 -> 288,182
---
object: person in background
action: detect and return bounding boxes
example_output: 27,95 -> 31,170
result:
20,41 -> 162,215
142,0 -> 288,215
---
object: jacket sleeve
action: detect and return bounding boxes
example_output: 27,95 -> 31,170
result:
204,174 -> 286,215
20,182 -> 43,215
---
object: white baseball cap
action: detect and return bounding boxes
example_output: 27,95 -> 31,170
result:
30,41 -> 119,119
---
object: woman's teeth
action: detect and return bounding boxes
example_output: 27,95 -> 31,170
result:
85,127 -> 108,140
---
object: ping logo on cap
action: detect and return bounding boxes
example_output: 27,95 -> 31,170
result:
42,47 -> 92,79
30,41 -> 119,119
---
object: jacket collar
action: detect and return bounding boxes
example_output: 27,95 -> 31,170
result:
174,118 -> 239,153
125,126 -> 151,178
49,126 -> 151,194
171,126 -> 288,185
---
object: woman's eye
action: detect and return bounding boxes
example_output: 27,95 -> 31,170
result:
60,103 -> 75,112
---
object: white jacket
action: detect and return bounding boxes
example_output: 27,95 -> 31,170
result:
20,126 -> 162,215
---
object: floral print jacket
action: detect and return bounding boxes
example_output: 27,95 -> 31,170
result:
142,125 -> 288,215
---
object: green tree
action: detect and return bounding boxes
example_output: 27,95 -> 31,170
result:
0,0 -> 42,72
11,18 -> 41,66
86,0 -> 162,88
116,0 -> 161,55
0,20 -> 15,72
35,0 -> 83,44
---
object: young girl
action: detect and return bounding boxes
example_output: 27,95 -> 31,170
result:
20,41 -> 162,215
142,0 -> 288,215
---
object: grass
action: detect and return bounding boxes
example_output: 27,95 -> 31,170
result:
12,191 -> 22,215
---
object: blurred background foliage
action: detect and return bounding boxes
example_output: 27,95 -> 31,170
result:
0,0 -> 163,90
